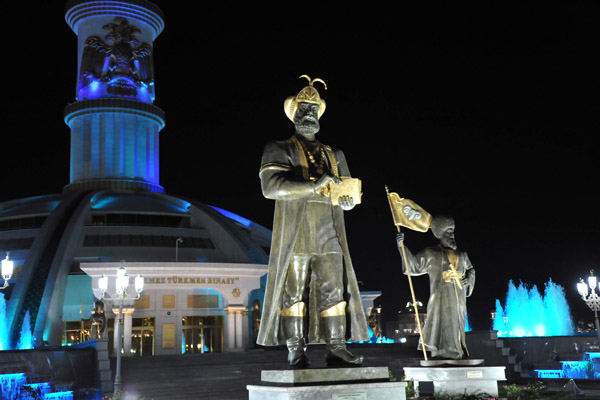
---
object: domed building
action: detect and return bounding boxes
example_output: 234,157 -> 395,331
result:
0,0 -> 270,357
1,0 -> 381,362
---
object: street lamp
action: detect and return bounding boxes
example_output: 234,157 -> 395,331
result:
175,237 -> 183,262
577,269 -> 600,341
97,264 -> 144,395
1,252 -> 14,290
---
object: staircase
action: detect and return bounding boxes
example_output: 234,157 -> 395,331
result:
119,343 -> 423,400
466,330 -> 525,382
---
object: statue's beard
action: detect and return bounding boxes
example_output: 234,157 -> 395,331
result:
441,238 -> 457,250
295,118 -> 320,136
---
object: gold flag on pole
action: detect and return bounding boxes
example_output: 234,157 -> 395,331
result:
387,190 -> 432,233
385,186 -> 429,360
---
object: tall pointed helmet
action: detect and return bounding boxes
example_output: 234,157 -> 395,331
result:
284,75 -> 327,121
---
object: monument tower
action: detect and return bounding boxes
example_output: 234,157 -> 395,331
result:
2,0 -> 271,353
64,0 -> 166,193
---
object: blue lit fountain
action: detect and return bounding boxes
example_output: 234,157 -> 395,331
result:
493,279 -> 575,337
494,279 -> 600,380
0,293 -> 7,351
0,295 -> 74,399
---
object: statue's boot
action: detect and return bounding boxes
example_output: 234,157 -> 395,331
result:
282,303 -> 310,369
321,304 -> 363,367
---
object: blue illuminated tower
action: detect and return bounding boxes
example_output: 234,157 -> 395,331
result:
1,1 -> 271,355
64,0 -> 166,193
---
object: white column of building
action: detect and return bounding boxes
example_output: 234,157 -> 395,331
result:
224,306 -> 247,351
225,308 -> 236,352
234,311 -> 243,349
122,308 -> 134,357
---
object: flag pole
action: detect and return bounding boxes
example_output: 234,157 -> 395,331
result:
385,186 -> 428,360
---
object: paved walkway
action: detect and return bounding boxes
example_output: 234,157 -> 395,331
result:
117,344 -> 600,399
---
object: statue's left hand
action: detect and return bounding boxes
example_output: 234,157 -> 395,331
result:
338,195 -> 355,210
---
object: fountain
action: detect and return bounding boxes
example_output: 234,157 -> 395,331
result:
0,296 -> 76,399
493,279 -> 575,337
0,293 -> 7,350
493,279 -> 600,380
0,293 -> 36,351
17,310 -> 35,350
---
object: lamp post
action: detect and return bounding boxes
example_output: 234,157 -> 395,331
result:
175,237 -> 183,262
577,269 -> 600,342
97,264 -> 144,395
1,252 -> 14,290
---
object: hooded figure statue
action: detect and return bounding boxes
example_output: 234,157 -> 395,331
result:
257,75 -> 370,368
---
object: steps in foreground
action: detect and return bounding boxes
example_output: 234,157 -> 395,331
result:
120,344 -> 421,400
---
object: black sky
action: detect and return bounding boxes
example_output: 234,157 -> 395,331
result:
1,2 -> 599,330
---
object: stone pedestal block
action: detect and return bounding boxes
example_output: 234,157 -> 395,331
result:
91,338 -> 113,394
403,366 -> 506,397
247,367 -> 407,400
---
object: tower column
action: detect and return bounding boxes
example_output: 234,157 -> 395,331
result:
64,0 -> 166,194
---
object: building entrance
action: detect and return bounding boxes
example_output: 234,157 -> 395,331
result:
182,316 -> 223,354
131,317 -> 154,356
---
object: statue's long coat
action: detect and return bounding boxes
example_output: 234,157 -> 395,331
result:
402,245 -> 475,358
256,136 -> 370,346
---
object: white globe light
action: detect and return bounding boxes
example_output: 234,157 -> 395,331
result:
1,253 -> 13,279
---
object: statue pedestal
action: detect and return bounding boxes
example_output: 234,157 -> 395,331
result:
403,365 -> 506,397
247,367 -> 407,400
85,338 -> 113,394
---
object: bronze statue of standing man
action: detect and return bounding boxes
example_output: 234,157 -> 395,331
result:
257,75 -> 369,368
396,216 -> 475,359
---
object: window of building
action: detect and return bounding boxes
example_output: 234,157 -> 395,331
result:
186,294 -> 220,309
62,321 -> 87,346
0,216 -> 47,231
88,213 -> 190,228
83,234 -> 215,249
181,316 -> 223,354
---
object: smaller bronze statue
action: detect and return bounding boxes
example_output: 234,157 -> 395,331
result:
89,300 -> 106,339
396,215 -> 475,359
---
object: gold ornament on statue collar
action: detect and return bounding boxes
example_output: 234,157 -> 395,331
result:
284,75 -> 327,121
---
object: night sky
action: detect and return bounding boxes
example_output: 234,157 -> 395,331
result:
1,2 -> 599,331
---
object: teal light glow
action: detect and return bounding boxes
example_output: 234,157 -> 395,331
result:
89,80 -> 100,92
535,369 -> 564,379
17,311 -> 34,350
493,279 -> 574,337
209,206 -> 252,227
0,294 -> 6,350
0,373 -> 27,400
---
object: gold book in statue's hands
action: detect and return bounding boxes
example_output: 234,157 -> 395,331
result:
329,177 -> 362,206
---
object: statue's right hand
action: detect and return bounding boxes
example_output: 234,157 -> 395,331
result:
314,174 -> 340,193
396,232 -> 404,246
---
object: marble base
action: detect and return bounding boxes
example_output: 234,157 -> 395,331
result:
261,367 -> 390,385
420,358 -> 484,367
248,367 -> 407,400
403,366 -> 506,397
